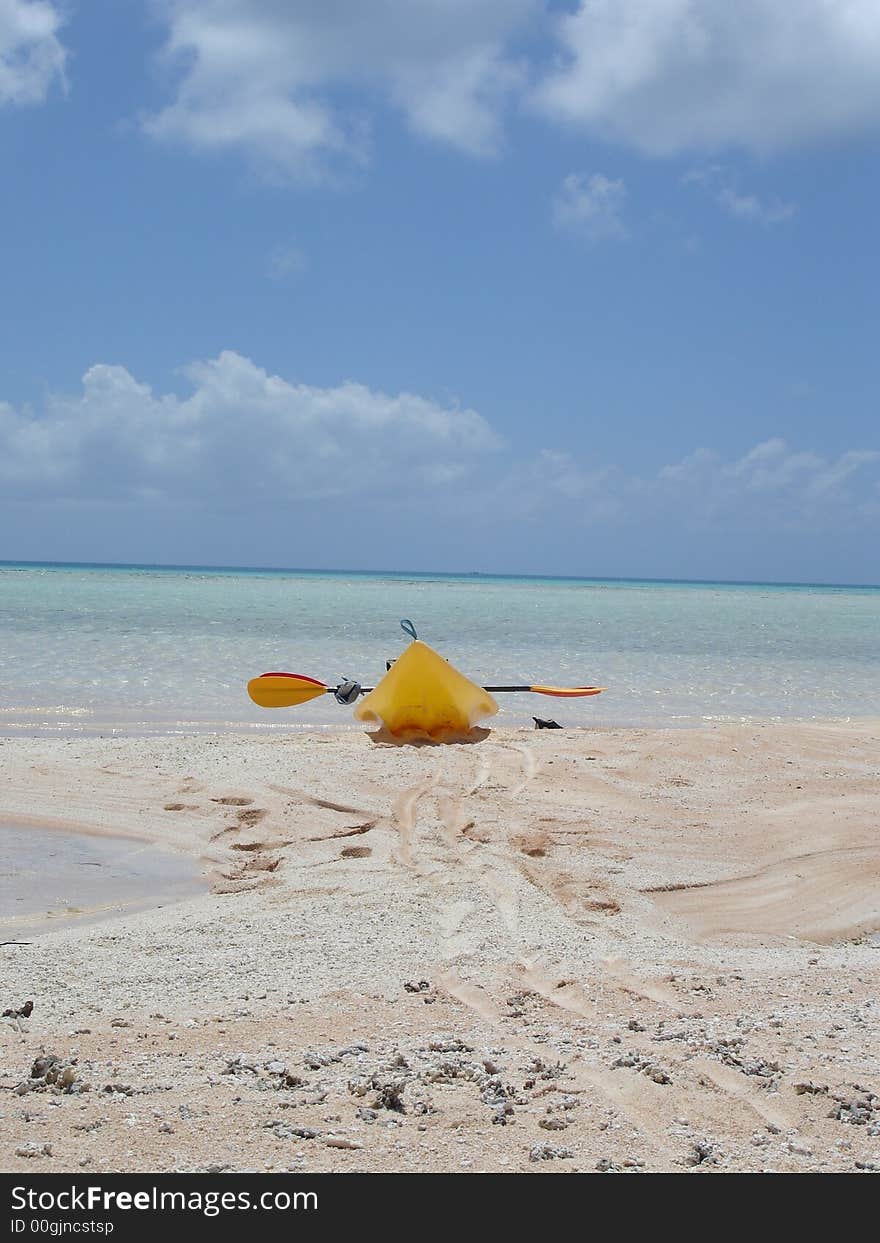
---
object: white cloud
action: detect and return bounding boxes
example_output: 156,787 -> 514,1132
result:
553,172 -> 627,240
496,438 -> 880,533
494,449 -> 629,522
684,165 -> 796,225
267,243 -> 306,281
535,0 -> 880,155
2,356 -> 876,537
717,188 -> 796,226
654,439 -> 880,529
0,351 -> 502,504
0,0 -> 66,106
144,0 -> 537,177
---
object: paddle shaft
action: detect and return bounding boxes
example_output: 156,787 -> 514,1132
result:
330,684 -> 586,695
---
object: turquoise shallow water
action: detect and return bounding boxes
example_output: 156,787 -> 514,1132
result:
0,562 -> 878,733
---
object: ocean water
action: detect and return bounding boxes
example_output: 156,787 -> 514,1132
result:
0,562 -> 878,734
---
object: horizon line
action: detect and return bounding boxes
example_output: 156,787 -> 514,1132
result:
1,558 -> 878,591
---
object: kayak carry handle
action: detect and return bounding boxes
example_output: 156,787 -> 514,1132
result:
400,618 -> 418,640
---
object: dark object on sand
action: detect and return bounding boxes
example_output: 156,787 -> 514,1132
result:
3,1000 -> 33,1019
533,717 -> 562,729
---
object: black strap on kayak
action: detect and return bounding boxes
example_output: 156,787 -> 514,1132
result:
400,618 -> 418,640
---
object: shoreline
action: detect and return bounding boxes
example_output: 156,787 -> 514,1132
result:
2,713 -> 879,741
2,721 -> 878,1172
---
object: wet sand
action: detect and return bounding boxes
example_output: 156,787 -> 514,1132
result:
0,823 -> 206,935
1,723 -> 879,1172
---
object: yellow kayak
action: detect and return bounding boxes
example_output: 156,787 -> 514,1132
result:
354,640 -> 498,737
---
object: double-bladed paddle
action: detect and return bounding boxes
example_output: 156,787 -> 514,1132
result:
248,672 -> 605,709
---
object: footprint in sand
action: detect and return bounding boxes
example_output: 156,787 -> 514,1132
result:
437,969 -> 501,1022
392,774 -> 439,868
268,785 -> 378,819
236,808 -> 267,827
489,873 -> 521,932
464,755 -> 492,797
436,791 -> 467,848
341,845 -> 372,859
510,830 -> 550,858
177,778 -> 205,795
307,818 -> 379,843
690,1057 -> 792,1131
518,959 -> 597,1020
602,957 -> 681,1009
438,899 -> 477,960
480,741 -> 539,798
519,861 -> 620,923
509,743 -> 539,796
242,855 -> 281,874
217,853 -> 282,886
209,804 -> 268,839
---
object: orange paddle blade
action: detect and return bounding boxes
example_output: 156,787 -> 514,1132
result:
530,685 -> 606,698
248,672 -> 329,708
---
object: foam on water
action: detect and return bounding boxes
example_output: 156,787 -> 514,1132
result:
0,562 -> 878,732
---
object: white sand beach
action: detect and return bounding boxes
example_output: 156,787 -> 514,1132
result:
2,722 -> 879,1173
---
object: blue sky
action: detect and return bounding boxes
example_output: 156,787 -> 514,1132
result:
1,0 -> 878,583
